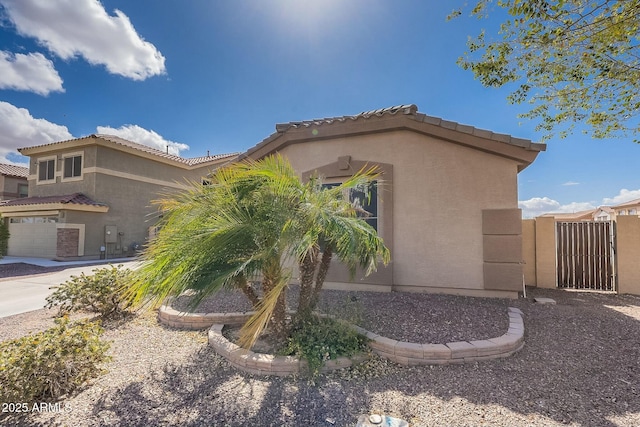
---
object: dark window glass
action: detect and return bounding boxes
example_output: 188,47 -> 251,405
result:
18,184 -> 28,198
38,159 -> 55,181
64,156 -> 82,178
321,181 -> 378,231
350,181 -> 378,231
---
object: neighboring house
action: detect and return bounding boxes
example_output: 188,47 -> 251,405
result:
539,209 -> 597,222
0,163 -> 28,200
244,104 -> 546,298
543,199 -> 640,222
0,135 -> 238,259
611,198 -> 640,218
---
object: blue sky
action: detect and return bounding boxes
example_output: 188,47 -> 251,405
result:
0,0 -> 638,217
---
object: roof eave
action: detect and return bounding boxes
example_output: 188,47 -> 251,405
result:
245,113 -> 545,170
0,203 -> 109,214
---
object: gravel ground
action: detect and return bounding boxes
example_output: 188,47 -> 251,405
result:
1,265 -> 639,426
172,288 -> 511,344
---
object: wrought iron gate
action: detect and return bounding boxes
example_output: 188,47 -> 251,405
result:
556,221 -> 617,291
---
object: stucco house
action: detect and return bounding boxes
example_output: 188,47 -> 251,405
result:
0,163 -> 28,201
244,104 -> 545,298
0,135 -> 237,259
1,104 -> 544,298
541,199 -> 640,222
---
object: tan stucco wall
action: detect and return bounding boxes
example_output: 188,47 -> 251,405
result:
521,219 -> 537,286
616,216 -> 640,295
94,146 -> 213,185
533,216 -> 556,288
277,129 -> 520,293
0,175 -> 27,200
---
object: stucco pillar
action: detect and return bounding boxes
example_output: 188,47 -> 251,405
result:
616,216 -> 640,295
534,216 -> 556,289
521,219 -> 537,286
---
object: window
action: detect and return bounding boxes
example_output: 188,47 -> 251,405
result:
38,159 -> 55,182
18,184 -> 28,198
9,216 -> 58,224
63,155 -> 82,178
322,181 -> 378,231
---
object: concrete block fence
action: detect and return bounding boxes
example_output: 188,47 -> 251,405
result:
158,305 -> 525,376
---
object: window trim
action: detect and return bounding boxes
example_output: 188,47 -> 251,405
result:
61,151 -> 84,182
302,158 -> 393,286
36,156 -> 57,185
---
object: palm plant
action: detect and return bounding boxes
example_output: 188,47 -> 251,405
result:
127,155 -> 389,349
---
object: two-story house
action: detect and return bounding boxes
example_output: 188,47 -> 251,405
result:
0,135 -> 238,259
0,163 -> 28,201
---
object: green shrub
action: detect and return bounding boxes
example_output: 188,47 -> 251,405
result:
0,215 -> 9,258
281,316 -> 369,378
0,317 -> 110,402
45,265 -> 133,319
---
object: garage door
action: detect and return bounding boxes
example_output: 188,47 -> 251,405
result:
8,222 -> 57,258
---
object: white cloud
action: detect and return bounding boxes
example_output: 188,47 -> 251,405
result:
562,181 -> 579,186
96,124 -> 189,156
519,197 -> 595,219
602,189 -> 640,205
0,101 -> 73,165
1,0 -> 166,80
0,51 -> 63,95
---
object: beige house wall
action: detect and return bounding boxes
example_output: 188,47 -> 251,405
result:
277,129 -> 520,295
0,175 -> 27,200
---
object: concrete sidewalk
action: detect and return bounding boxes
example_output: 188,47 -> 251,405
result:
0,257 -> 139,318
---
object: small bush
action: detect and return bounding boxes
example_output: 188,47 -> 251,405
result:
46,265 -> 133,318
0,317 -> 111,402
281,316 -> 369,378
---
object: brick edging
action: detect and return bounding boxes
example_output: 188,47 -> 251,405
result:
361,307 -> 525,365
157,305 -> 525,373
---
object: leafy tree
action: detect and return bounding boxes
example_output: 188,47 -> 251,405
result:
451,0 -> 640,141
127,155 -> 389,348
0,215 -> 8,258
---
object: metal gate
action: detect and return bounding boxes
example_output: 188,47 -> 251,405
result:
556,221 -> 617,291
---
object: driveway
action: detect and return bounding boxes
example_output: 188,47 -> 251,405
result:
0,257 -> 138,318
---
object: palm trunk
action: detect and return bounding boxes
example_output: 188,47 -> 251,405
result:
296,247 -> 319,322
310,245 -> 333,310
236,274 -> 260,309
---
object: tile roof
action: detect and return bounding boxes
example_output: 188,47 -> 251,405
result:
612,198 -> 640,208
275,104 -> 419,131
94,135 -> 240,166
252,104 -> 546,157
0,192 -> 107,208
0,163 -> 29,178
19,134 -> 239,167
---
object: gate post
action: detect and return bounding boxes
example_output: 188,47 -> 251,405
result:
616,216 -> 640,295
534,216 -> 556,288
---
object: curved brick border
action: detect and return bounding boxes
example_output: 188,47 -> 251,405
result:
158,305 -> 524,374
357,307 -> 525,365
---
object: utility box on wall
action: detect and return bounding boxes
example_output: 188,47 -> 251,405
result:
105,225 -> 118,243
